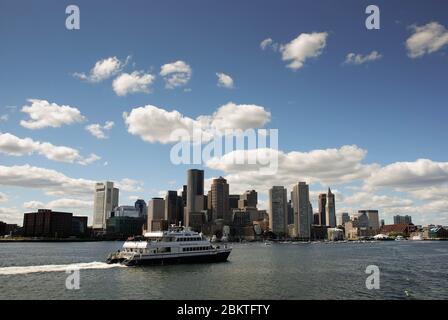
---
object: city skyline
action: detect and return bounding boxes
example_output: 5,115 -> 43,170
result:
1,0 -> 448,227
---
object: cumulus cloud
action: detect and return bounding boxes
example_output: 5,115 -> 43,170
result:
0,207 -> 22,224
85,121 -> 114,139
344,51 -> 383,65
23,198 -> 93,210
0,164 -> 96,198
280,32 -> 328,70
112,71 -> 155,96
73,56 -> 130,82
20,99 -> 85,130
123,102 -> 271,144
115,178 -> 144,192
206,145 -> 379,194
160,60 -> 192,89
406,22 -> 448,58
216,72 -> 234,88
260,38 -> 273,50
0,132 -> 100,165
365,159 -> 448,190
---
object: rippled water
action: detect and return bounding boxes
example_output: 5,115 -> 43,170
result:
0,241 -> 447,299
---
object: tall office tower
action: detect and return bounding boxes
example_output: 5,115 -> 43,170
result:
148,197 -> 165,230
358,210 -> 380,231
318,193 -> 327,226
93,181 -> 119,230
239,190 -> 257,209
292,182 -> 311,239
268,186 -> 288,235
393,215 -> 412,225
229,195 -> 240,210
165,191 -> 182,225
287,200 -> 294,225
134,199 -> 147,218
325,188 -> 336,227
186,169 -> 205,227
313,213 -> 320,225
339,212 -> 350,225
210,177 -> 230,223
181,185 -> 187,207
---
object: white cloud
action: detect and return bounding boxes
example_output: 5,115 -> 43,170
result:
0,132 -> 100,165
0,207 -> 22,224
216,72 -> 234,88
344,51 -> 383,65
365,159 -> 448,190
77,153 -> 101,166
260,38 -> 273,50
206,145 -> 379,194
210,102 -> 270,131
112,71 -> 155,96
116,178 -> 144,193
85,121 -> 114,139
280,32 -> 328,70
20,99 -> 85,130
73,56 -> 130,82
160,60 -> 192,89
0,114 -> 8,122
24,198 -> 92,210
406,22 -> 448,58
123,102 -> 271,144
0,164 -> 96,198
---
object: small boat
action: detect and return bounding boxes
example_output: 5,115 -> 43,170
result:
106,226 -> 231,266
395,235 -> 406,241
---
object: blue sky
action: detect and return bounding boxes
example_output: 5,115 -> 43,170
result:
1,0 -> 448,226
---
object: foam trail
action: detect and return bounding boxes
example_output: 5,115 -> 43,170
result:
0,261 -> 126,275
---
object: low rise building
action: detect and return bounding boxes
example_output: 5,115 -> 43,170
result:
23,209 -> 73,238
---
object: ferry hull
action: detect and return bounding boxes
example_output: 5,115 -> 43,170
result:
126,250 -> 231,266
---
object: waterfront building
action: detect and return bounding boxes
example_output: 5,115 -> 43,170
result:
313,213 -> 320,225
181,185 -> 187,207
210,177 -> 230,224
23,209 -> 73,238
239,190 -> 257,209
72,216 -> 88,237
93,181 -> 119,230
106,216 -> 145,237
287,200 -> 294,225
311,225 -> 328,240
186,169 -> 204,227
134,199 -> 147,218
359,210 -> 380,232
393,215 -> 413,225
268,186 -> 288,235
148,197 -> 166,231
291,182 -> 312,239
327,228 -> 344,241
229,194 -> 240,211
113,205 -> 140,218
338,212 -> 350,226
165,191 -> 183,225
325,188 -> 336,227
0,221 -> 19,236
380,224 -> 417,237
318,193 -> 327,225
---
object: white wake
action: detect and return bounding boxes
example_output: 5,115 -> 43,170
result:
0,261 -> 126,275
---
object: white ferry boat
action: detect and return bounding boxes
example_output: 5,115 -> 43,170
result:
106,226 -> 232,266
